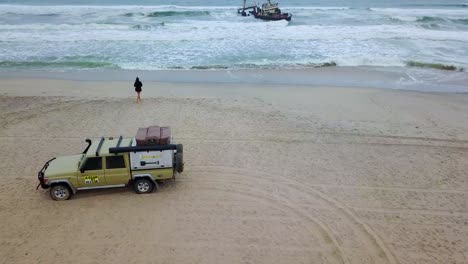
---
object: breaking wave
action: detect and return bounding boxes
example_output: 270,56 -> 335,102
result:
416,16 -> 468,24
132,23 -> 165,29
284,6 -> 350,10
122,10 -> 210,17
409,3 -> 468,8
406,61 -> 464,71
146,10 -> 210,17
0,60 -> 119,69
188,61 -> 338,70
417,16 -> 445,23
122,12 -> 144,17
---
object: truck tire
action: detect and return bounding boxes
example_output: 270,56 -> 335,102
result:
175,153 -> 184,173
176,144 -> 183,154
133,178 -> 155,194
50,184 -> 72,201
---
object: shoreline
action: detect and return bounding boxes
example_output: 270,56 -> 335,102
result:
0,66 -> 467,93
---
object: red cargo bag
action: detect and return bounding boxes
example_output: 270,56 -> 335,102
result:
135,127 -> 148,146
160,126 -> 171,145
147,125 -> 161,145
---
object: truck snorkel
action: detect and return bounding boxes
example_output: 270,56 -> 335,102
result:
82,139 -> 92,154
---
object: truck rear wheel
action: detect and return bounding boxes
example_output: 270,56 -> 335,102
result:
175,153 -> 184,173
50,184 -> 72,201
133,178 -> 155,194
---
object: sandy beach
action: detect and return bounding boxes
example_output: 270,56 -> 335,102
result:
0,76 -> 467,264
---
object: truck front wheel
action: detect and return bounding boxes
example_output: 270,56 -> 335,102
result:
50,184 -> 72,201
133,178 -> 155,194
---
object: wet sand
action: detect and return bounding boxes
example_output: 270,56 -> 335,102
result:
0,77 -> 467,264
0,66 -> 467,92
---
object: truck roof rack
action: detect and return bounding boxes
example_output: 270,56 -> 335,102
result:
95,137 -> 105,156
109,144 -> 177,154
116,136 -> 123,148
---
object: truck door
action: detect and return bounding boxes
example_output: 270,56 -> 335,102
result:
104,155 -> 129,185
78,157 -> 106,187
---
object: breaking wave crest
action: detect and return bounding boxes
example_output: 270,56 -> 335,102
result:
406,61 -> 464,71
0,60 -> 119,69
122,10 -> 210,17
416,16 -> 468,24
146,10 -> 210,17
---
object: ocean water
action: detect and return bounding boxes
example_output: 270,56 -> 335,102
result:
0,0 -> 467,70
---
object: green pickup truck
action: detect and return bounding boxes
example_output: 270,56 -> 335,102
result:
38,135 -> 183,201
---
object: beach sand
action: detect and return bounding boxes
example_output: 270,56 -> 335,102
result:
0,77 -> 467,264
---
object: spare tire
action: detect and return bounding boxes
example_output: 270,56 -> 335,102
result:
175,153 -> 184,173
176,144 -> 183,154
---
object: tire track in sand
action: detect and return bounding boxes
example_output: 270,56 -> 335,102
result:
179,184 -> 348,264
184,165 -> 398,264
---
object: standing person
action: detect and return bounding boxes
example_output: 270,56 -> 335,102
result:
134,77 -> 143,103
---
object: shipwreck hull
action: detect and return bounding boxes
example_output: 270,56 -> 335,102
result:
253,13 -> 292,21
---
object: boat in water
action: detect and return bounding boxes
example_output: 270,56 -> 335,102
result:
238,0 -> 292,21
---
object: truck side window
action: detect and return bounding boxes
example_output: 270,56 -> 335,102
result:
106,156 -> 126,169
83,157 -> 102,171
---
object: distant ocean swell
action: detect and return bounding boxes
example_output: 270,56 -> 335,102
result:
0,4 -> 467,71
405,3 -> 468,8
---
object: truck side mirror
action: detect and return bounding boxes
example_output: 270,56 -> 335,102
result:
80,168 -> 85,173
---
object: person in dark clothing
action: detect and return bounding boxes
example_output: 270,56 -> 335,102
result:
134,77 -> 143,103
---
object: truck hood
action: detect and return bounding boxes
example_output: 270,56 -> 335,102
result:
45,154 -> 83,177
